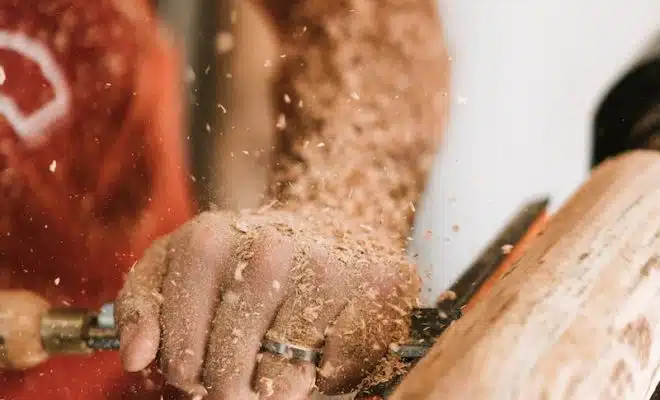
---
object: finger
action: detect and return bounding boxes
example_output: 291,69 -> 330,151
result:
253,247 -> 352,398
253,352 -> 315,399
264,245 -> 351,348
159,212 -> 235,396
0,290 -> 50,369
116,235 -> 171,372
316,264 -> 415,395
203,226 -> 293,399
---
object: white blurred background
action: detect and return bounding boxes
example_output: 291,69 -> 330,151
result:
411,1 -> 660,304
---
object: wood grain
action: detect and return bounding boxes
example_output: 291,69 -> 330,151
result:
391,150 -> 660,400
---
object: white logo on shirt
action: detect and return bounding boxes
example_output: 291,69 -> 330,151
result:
0,31 -> 71,145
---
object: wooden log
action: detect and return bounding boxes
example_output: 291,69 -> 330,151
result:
391,150 -> 660,400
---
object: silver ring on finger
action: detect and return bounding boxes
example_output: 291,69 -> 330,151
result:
260,338 -> 323,365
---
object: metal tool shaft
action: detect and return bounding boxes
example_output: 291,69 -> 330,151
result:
40,303 -> 118,354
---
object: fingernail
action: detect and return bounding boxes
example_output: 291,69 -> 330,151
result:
120,323 -> 149,372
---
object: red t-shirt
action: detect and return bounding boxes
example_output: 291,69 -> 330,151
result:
0,1 -> 194,398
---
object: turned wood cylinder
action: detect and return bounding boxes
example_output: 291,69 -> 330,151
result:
391,150 -> 660,400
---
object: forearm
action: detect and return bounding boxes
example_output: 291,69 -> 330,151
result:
261,0 -> 450,248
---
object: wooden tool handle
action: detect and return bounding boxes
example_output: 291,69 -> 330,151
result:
391,149 -> 660,400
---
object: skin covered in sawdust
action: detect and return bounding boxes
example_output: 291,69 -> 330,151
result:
262,0 -> 450,248
127,0 -> 450,395
253,0 -> 450,391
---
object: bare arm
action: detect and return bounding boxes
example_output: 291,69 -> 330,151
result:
257,0 -> 450,249
115,4 -> 449,397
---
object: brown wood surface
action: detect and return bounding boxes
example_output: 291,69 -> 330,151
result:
391,150 -> 660,400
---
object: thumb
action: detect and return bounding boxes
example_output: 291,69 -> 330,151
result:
0,290 -> 50,370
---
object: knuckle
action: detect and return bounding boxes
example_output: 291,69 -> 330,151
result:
379,259 -> 420,298
187,213 -> 232,243
257,225 -> 295,255
170,211 -> 232,246
190,210 -> 233,229
248,226 -> 295,279
358,261 -> 399,297
308,245 -> 344,283
177,213 -> 234,261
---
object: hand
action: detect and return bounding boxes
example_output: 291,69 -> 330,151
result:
116,210 -> 417,399
0,290 -> 50,370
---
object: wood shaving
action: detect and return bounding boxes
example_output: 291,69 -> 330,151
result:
358,354 -> 409,391
150,290 -> 164,303
276,114 -> 287,130
215,31 -> 234,54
